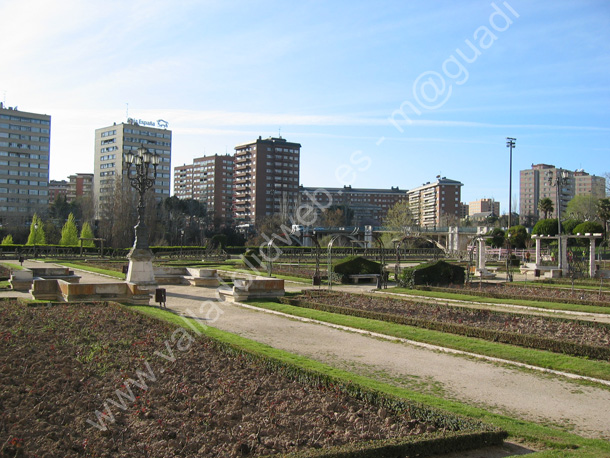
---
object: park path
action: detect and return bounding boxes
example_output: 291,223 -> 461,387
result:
3,260 -> 610,442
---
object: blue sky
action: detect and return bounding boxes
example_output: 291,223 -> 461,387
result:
1,0 -> 609,213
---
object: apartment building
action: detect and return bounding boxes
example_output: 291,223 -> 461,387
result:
67,173 -> 93,202
49,180 -> 68,201
300,185 -> 407,226
174,154 -> 234,226
0,103 -> 51,226
233,136 -> 300,223
519,164 -> 605,220
407,177 -> 463,228
93,119 -> 171,216
468,198 -> 500,217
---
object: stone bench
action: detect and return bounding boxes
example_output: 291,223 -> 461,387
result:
153,266 -> 220,287
348,274 -> 380,284
29,279 -> 151,304
218,278 -> 285,302
10,267 -> 81,291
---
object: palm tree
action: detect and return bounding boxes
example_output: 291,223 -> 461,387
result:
538,198 -> 554,219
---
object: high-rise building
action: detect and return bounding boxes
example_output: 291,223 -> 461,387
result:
519,164 -> 605,220
173,154 -> 234,226
93,120 -> 172,217
0,103 -> 51,226
233,136 -> 300,223
407,177 -> 463,228
468,198 -> 500,217
299,185 -> 407,226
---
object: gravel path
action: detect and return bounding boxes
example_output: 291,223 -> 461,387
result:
160,283 -> 610,441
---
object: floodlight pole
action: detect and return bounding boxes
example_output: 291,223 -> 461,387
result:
506,137 -> 516,281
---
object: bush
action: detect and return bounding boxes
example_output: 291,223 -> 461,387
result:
398,261 -> 465,288
242,248 -> 263,269
332,256 -> 381,283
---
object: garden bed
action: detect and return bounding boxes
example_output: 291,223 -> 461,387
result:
281,291 -> 610,361
432,283 -> 610,307
0,299 -> 503,457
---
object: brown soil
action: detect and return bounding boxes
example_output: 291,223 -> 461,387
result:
0,300 -> 463,458
295,291 -> 610,350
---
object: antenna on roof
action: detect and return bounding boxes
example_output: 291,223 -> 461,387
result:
278,127 -> 282,139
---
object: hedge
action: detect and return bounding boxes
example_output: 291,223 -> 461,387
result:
398,261 -> 465,288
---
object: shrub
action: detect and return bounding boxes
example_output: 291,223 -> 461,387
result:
242,248 -> 263,269
332,256 -> 381,283
398,261 -> 464,288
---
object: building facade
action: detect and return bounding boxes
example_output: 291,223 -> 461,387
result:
519,164 -> 606,220
0,103 -> 51,226
173,154 -> 234,226
93,120 -> 171,217
407,177 -> 463,228
468,198 -> 500,217
300,185 -> 407,226
233,136 -> 300,223
49,180 -> 68,201
67,173 -> 93,202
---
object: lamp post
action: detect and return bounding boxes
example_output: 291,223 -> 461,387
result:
505,137 -> 516,282
548,168 -> 570,272
34,223 -> 38,259
123,144 -> 160,285
180,229 -> 185,257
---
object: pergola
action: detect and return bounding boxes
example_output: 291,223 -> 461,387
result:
531,233 -> 602,277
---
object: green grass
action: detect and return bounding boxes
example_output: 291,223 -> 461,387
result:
0,261 -> 24,271
240,300 -> 610,382
131,304 -> 610,457
387,287 -> 610,315
56,261 -> 125,279
216,266 -> 312,284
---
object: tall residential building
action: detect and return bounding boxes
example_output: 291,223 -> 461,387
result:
407,177 -> 463,228
299,185 -> 407,226
0,103 -> 51,226
173,154 -> 234,226
233,136 -> 300,223
574,170 -> 606,199
469,198 -> 500,217
93,120 -> 172,216
67,173 -> 93,202
519,164 -> 605,220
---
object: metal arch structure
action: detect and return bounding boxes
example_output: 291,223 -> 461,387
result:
327,228 -> 363,291
373,234 -> 387,289
392,233 -> 447,279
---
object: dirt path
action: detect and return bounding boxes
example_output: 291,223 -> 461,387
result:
162,283 -> 610,441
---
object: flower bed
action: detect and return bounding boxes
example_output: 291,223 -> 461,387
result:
0,299 -> 503,457
433,284 -> 610,307
282,291 -> 610,361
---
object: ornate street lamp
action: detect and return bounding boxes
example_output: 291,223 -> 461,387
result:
548,168 -> 570,272
123,144 -> 160,286
505,137 -> 516,282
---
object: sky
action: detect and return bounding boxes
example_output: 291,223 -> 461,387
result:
1,0 -> 609,213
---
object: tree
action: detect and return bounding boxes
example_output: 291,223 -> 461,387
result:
1,235 -> 14,245
562,219 -> 583,236
597,198 -> 610,240
80,222 -> 95,247
321,205 -> 353,227
26,214 -> 46,245
384,200 -> 414,234
59,213 -> 79,246
486,228 -> 505,248
565,195 -> 599,221
572,221 -> 604,235
532,218 -> 558,236
507,225 -> 528,249
538,198 -> 554,219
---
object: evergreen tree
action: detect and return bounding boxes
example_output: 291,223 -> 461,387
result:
26,214 -> 46,246
1,234 -> 14,245
59,213 -> 79,246
80,222 -> 95,247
